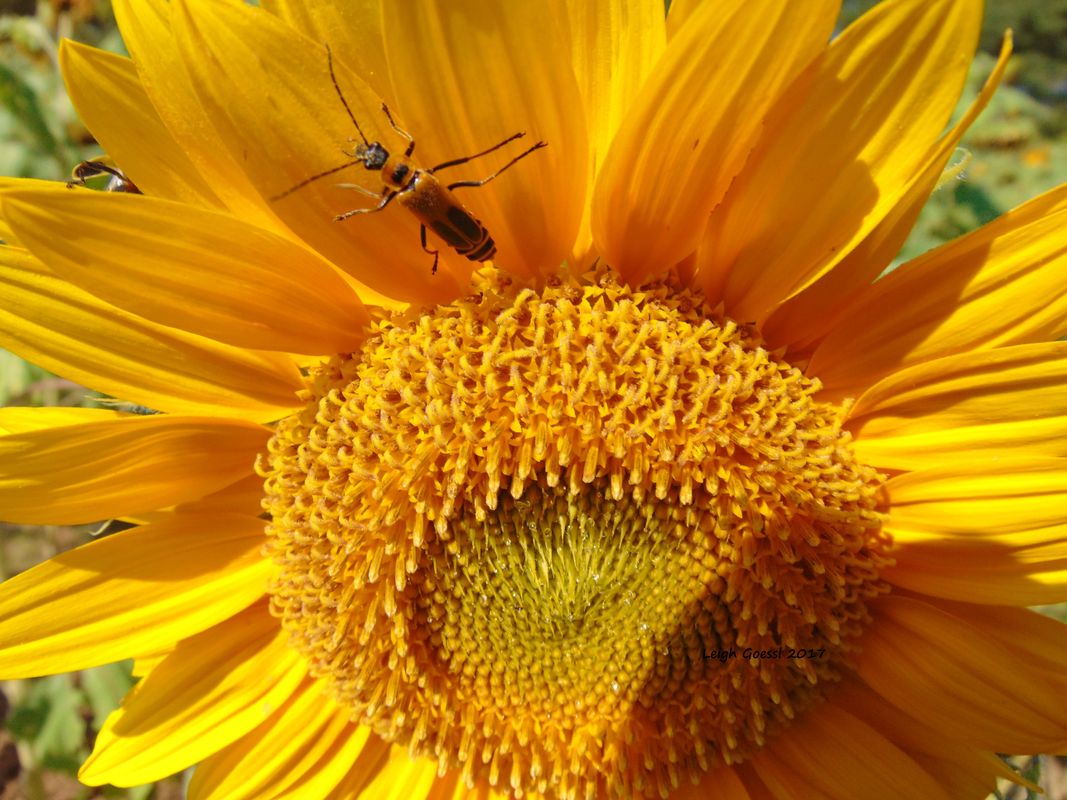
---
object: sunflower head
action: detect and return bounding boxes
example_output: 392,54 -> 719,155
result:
1,0 -> 1066,799
260,268 -> 892,796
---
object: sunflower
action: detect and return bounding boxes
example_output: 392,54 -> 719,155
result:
2,0 -> 1066,797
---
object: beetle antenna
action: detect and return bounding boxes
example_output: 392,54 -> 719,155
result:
326,44 -> 370,146
268,159 -> 359,201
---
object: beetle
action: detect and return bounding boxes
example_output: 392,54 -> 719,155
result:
67,159 -> 142,194
271,47 -> 546,274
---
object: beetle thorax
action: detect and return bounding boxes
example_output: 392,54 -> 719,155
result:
381,156 -> 414,190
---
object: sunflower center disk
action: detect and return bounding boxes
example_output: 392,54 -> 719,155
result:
261,271 -> 891,800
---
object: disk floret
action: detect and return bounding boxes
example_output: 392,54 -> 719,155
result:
260,270 -> 890,799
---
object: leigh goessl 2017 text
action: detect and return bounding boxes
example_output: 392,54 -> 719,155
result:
702,647 -> 828,663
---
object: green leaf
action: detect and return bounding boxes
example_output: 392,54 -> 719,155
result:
0,61 -> 58,157
26,675 -> 84,772
0,350 -> 35,405
81,661 -> 135,723
126,783 -> 156,800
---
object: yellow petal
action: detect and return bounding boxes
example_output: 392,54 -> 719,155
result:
0,245 -> 301,421
398,771 -> 498,800
170,0 -> 445,307
849,342 -> 1067,471
260,0 -> 393,109
80,604 -> 306,786
564,0 -> 663,177
932,600 -> 1067,678
0,410 -> 268,525
110,0 -> 286,231
724,764 -> 772,799
0,406 -> 123,434
831,680 -> 1024,798
563,0 -> 665,263
763,33 -> 1013,353
884,458 -> 1067,605
886,534 -> 1067,605
3,189 -> 369,354
886,458 -> 1067,538
115,473 -> 265,528
356,746 -> 438,800
885,461 -> 1067,600
749,703 -> 949,800
592,0 -> 837,284
670,765 -> 755,800
698,0 -> 982,323
0,190 -> 21,244
60,40 -> 222,208
266,725 -> 385,800
664,0 -> 700,39
0,513 -> 269,678
170,474 -> 265,518
856,596 -> 1067,753
131,650 -> 170,677
809,181 -> 1067,398
383,0 -> 587,281
189,681 -> 388,800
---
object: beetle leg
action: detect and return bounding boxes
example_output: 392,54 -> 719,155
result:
334,189 -> 397,221
335,182 -> 387,199
380,103 -> 416,158
420,224 -> 441,275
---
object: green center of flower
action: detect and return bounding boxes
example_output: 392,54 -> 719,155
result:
260,269 -> 890,799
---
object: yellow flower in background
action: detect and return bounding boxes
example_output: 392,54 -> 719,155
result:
2,0 -> 1067,797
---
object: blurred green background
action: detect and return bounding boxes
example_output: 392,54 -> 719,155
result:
1,0 -> 1066,798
